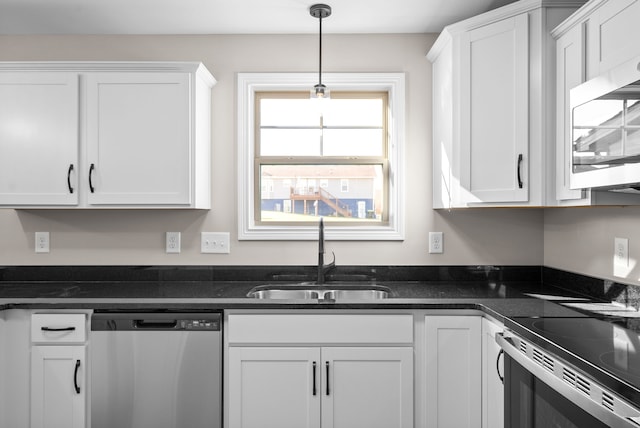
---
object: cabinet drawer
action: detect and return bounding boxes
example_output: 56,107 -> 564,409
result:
31,314 -> 86,343
228,314 -> 413,344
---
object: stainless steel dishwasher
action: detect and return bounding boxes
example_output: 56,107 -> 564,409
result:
90,312 -> 222,428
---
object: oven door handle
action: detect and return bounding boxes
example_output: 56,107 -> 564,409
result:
496,332 -> 640,428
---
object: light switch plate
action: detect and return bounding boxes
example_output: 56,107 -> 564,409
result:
201,232 -> 230,254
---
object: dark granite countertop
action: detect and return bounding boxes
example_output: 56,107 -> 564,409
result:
3,265 -> 640,410
0,278 -> 587,320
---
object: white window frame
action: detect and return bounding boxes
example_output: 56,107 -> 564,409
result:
237,72 -> 405,240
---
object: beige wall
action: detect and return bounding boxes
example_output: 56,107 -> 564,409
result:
544,207 -> 640,284
0,34 -> 544,266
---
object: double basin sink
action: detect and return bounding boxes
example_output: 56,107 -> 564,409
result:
247,283 -> 390,300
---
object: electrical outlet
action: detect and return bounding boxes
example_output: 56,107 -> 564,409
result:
35,232 -> 50,253
166,232 -> 181,254
201,232 -> 230,254
429,232 -> 443,254
614,237 -> 629,273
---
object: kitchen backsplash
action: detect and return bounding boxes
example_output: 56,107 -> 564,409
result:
543,267 -> 640,310
0,265 -> 541,283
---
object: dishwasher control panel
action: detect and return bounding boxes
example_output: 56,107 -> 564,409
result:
180,319 -> 220,330
91,312 -> 222,331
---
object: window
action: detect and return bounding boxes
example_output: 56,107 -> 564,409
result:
340,179 -> 349,193
238,73 -> 405,240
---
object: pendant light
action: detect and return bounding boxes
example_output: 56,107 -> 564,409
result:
310,4 -> 331,98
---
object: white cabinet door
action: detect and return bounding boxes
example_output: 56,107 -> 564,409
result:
85,72 -> 192,206
0,72 -> 79,205
555,23 -> 587,202
425,316 -> 482,428
228,347 -> 321,428
0,312 -> 4,428
460,14 -> 529,203
31,345 -> 85,428
322,347 -> 413,428
586,0 -> 640,78
482,318 -> 504,428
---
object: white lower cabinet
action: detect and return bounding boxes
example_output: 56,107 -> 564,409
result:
31,346 -> 85,428
226,313 -> 414,428
228,346 -> 413,428
482,318 -> 504,428
425,315 -> 482,428
30,313 -> 87,428
228,347 -> 320,428
0,312 -> 5,428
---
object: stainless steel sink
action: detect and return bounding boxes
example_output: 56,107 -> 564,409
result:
247,289 -> 321,300
247,284 -> 390,300
323,289 -> 389,300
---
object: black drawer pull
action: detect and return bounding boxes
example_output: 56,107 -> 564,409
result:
67,164 -> 74,194
312,361 -> 317,396
517,154 -> 523,189
41,326 -> 76,332
326,361 -> 330,396
89,163 -> 96,193
497,349 -> 504,384
74,360 -> 81,394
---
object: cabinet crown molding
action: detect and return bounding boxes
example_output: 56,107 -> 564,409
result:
0,61 -> 216,86
551,0 -> 608,37
427,0 -> 586,61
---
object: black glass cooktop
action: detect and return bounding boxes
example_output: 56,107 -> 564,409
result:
507,316 -> 640,406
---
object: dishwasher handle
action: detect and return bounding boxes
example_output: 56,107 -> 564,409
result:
134,319 -> 178,329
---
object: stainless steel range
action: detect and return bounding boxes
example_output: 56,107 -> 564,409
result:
498,317 -> 640,428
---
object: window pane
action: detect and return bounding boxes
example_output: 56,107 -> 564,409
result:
260,129 -> 321,156
626,99 -> 640,126
323,129 -> 384,156
260,164 -> 384,222
260,98 -> 319,126
573,99 -> 623,127
323,98 -> 384,127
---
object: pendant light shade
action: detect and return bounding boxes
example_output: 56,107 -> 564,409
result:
310,4 -> 331,98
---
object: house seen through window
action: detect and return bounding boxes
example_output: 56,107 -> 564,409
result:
256,91 -> 388,224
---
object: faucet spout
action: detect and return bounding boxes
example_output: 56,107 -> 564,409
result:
317,218 -> 336,284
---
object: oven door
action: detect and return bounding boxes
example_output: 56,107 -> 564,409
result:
498,332 -> 640,428
504,354 -> 609,427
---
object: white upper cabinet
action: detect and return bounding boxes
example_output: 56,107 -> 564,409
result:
460,14 -> 530,203
0,62 -> 215,209
552,0 -> 640,204
85,72 -> 192,206
429,0 -> 586,208
586,0 -> 640,79
554,23 -> 586,202
0,72 -> 79,206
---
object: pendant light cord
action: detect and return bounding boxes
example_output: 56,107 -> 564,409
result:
318,14 -> 323,89
310,4 -> 331,97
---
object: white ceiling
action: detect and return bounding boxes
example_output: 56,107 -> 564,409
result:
0,0 -> 518,35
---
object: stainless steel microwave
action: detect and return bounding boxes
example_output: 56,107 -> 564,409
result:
570,55 -> 640,190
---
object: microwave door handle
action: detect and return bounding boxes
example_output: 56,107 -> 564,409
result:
496,333 -> 640,428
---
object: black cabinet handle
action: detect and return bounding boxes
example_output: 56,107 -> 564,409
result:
312,361 -> 317,396
497,349 -> 504,384
74,360 -> 81,394
517,154 -> 523,189
41,326 -> 76,332
67,164 -> 74,194
325,361 -> 330,396
89,163 -> 95,193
